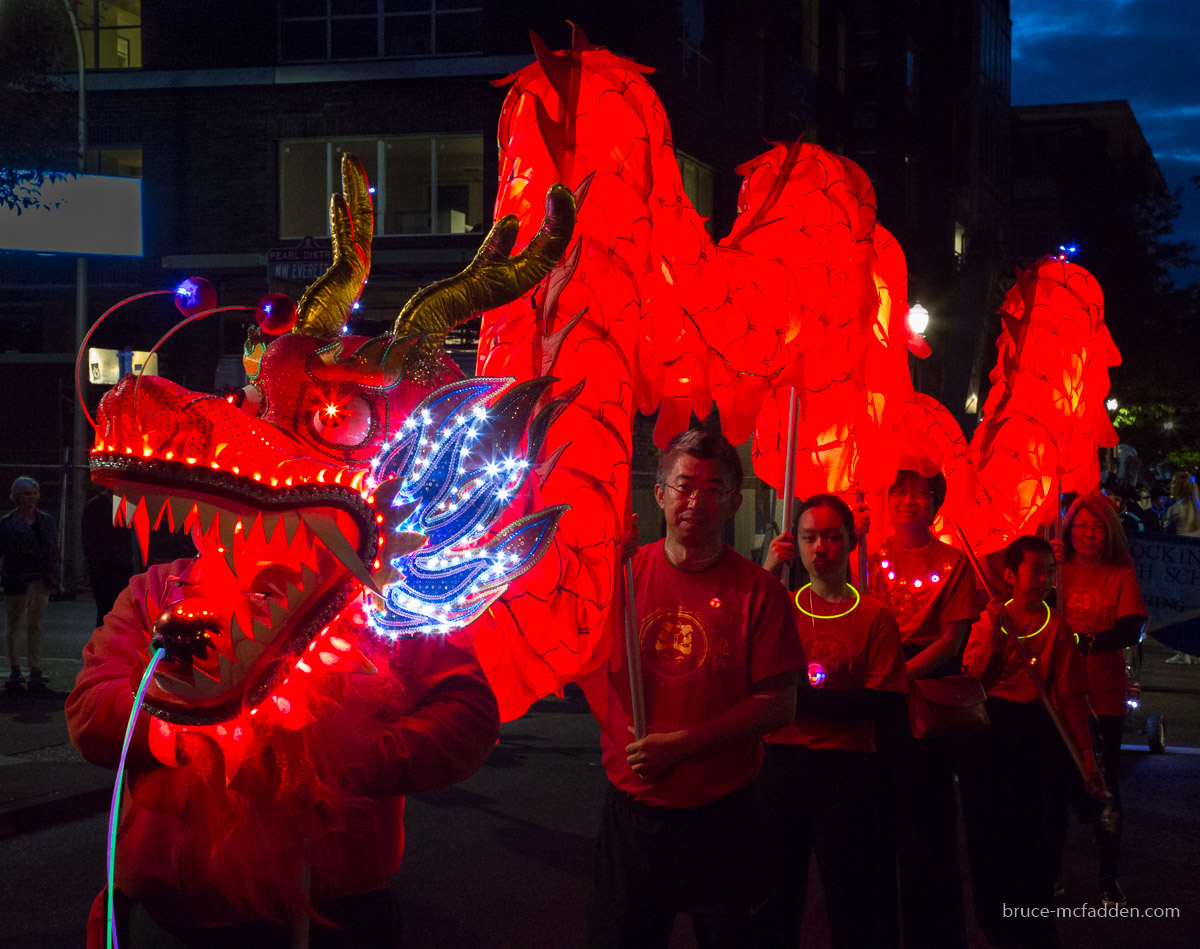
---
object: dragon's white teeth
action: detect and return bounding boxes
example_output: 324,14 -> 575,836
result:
284,582 -> 304,612
238,512 -> 259,541
300,563 -> 318,595
233,631 -> 264,665
217,510 -> 237,569
251,618 -> 272,642
260,512 -> 280,544
301,511 -> 380,595
196,502 -> 219,535
144,494 -> 168,529
112,494 -> 126,527
281,512 -> 302,547
268,600 -> 288,632
131,497 -> 150,564
162,496 -> 180,532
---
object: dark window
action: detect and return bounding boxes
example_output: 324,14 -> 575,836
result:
281,0 -> 483,61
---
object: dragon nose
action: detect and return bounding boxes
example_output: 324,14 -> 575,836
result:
150,599 -> 220,664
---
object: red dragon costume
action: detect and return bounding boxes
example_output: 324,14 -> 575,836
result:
68,28 -> 1121,945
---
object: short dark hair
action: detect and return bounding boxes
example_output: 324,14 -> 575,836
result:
656,427 -> 743,490
890,468 -> 946,512
795,493 -> 858,551
1002,534 -> 1053,573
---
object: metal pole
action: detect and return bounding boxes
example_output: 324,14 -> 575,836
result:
623,558 -> 646,739
64,0 -> 89,594
780,386 -> 799,588
855,488 -> 868,590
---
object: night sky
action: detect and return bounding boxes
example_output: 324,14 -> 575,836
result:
1010,0 -> 1200,286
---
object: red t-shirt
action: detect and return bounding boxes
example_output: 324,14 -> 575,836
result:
869,537 -> 979,650
963,606 -> 1089,704
1062,561 -> 1147,716
767,589 -> 908,753
593,541 -> 803,809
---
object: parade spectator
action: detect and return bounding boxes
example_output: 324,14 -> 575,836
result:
584,426 -> 802,948
0,476 -> 58,687
1164,472 -> 1200,537
869,469 -> 978,949
1054,493 -> 1147,907
760,493 -> 908,949
959,535 -> 1102,948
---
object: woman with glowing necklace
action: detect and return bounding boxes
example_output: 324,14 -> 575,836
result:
869,470 -> 978,949
759,494 -> 908,949
958,535 -> 1102,949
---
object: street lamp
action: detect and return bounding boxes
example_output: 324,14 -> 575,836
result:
907,302 -> 930,337
1106,398 -> 1119,412
63,0 -> 88,592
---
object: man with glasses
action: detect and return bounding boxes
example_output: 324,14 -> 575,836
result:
585,426 -> 803,948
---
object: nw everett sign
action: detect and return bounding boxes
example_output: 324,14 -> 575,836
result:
267,236 -> 333,283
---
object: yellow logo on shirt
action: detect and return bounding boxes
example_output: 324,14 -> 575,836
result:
640,607 -> 709,681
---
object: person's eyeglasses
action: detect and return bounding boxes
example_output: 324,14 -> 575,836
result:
663,483 -> 732,503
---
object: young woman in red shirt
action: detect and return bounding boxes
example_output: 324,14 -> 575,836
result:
759,494 -> 908,949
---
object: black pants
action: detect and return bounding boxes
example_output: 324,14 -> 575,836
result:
587,783 -> 779,949
122,887 -> 401,948
959,699 -> 1061,948
758,744 -> 895,949
1050,712 -> 1124,883
876,703 -> 968,949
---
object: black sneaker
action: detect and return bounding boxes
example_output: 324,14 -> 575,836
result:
1101,877 -> 1127,908
8,666 -> 23,683
27,668 -> 48,691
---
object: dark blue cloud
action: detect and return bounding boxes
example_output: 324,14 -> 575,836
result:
1011,0 -> 1200,283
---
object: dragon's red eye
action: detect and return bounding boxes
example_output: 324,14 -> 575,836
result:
311,393 -> 372,446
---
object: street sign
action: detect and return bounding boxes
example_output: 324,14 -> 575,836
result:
267,236 -> 333,282
88,347 -> 158,384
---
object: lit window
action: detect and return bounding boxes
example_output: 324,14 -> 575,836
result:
279,135 -> 484,239
86,148 -> 142,177
676,152 -> 714,236
279,0 -> 483,62
76,0 -> 141,70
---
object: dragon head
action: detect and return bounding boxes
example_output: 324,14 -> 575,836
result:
89,156 -> 576,737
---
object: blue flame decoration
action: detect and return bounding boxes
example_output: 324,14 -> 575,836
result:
365,376 -> 567,637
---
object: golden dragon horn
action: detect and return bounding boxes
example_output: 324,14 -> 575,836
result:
385,184 -> 576,366
293,154 -> 374,338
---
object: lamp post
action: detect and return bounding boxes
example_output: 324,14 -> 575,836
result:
64,0 -> 88,592
907,302 -> 929,392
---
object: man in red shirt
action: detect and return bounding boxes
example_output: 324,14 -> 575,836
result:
585,427 -> 803,948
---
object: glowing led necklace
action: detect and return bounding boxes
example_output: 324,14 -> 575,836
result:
1000,598 -> 1050,639
876,542 -> 952,589
795,582 -> 861,619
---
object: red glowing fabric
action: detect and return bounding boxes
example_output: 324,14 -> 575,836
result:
468,34 -> 1122,714
950,258 -> 1120,553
